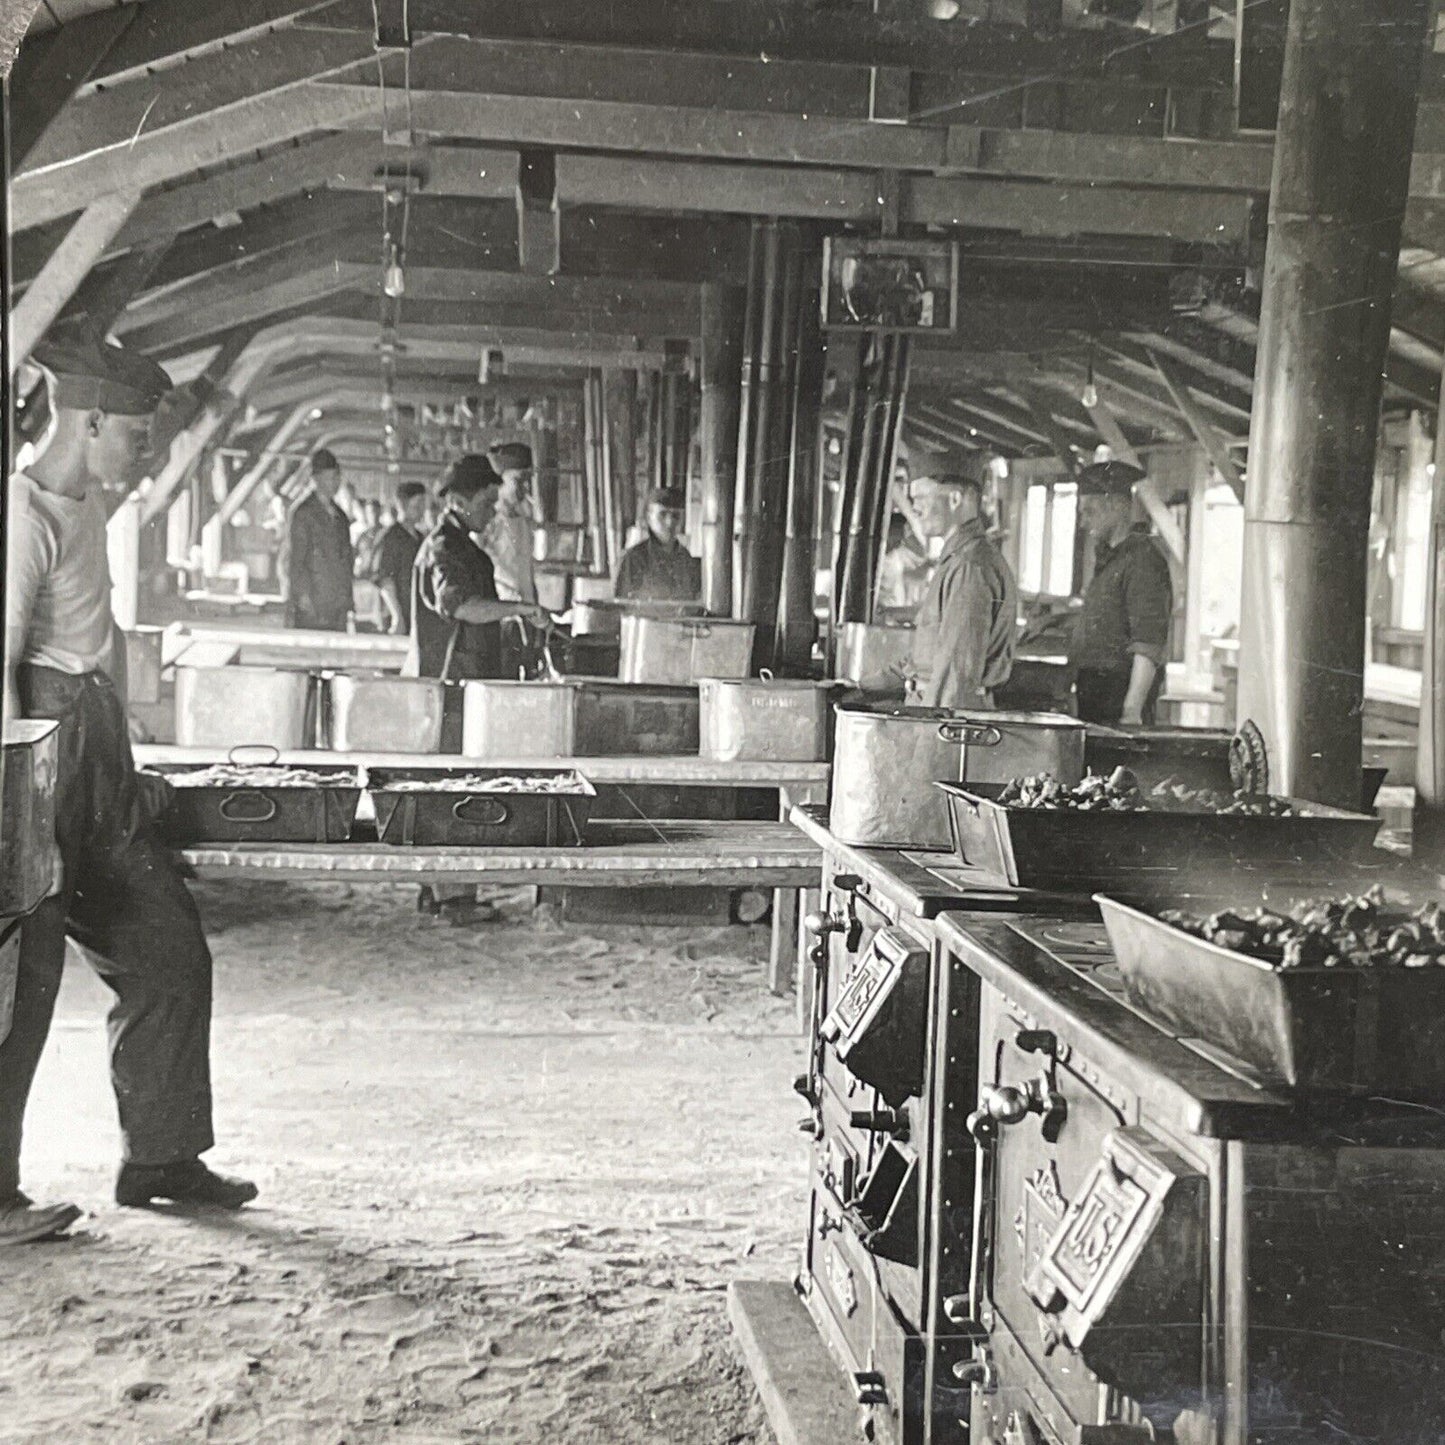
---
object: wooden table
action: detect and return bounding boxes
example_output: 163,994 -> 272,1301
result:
137,745 -> 831,997
181,821 -> 820,889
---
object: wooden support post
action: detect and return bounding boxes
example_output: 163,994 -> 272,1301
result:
1414,369 -> 1445,864
777,258 -> 825,674
516,148 -> 560,276
737,220 -> 782,628
10,191 -> 140,373
1149,349 -> 1245,502
699,283 -> 744,615
1238,0 -> 1431,809
603,369 -> 639,541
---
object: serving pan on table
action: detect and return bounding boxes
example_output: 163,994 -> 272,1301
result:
938,780 -> 1382,891
152,751 -> 363,844
368,767 -> 595,847
1098,894 -> 1445,1095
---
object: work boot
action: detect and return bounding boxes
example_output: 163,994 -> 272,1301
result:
115,1159 -> 258,1210
0,1191 -> 82,1245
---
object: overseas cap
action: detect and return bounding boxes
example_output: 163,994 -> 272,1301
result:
438,452 -> 502,499
33,323 -> 171,416
1077,459 -> 1146,496
647,486 -> 686,511
487,441 -> 533,471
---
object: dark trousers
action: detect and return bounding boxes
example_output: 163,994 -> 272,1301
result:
0,668 -> 214,1197
1075,665 -> 1163,727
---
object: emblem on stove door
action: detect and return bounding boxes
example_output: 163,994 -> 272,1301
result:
1028,1127 -> 1204,1352
823,1240 -> 859,1317
1014,1162 -> 1068,1295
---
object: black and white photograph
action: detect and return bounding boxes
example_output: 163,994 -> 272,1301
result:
0,1 -> 1443,1442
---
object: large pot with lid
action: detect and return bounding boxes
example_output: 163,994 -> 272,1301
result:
835,622 -> 914,694
829,704 -> 1085,850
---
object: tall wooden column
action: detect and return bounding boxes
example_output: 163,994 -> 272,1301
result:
1237,0 -> 1431,808
699,283 -> 745,617
1415,378 -> 1445,861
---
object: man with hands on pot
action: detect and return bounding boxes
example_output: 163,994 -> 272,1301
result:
904,471 -> 1018,711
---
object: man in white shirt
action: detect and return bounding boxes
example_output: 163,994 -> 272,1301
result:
2,325 -> 256,1245
482,441 -> 539,604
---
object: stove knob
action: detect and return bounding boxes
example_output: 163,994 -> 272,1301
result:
984,1085 -> 1031,1125
805,910 -> 848,938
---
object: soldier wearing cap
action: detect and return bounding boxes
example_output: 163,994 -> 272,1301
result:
614,487 -> 702,604
1,325 -> 256,1245
280,447 -> 354,631
482,441 -> 539,606
1071,460 -> 1174,726
905,471 -> 1018,710
409,456 -> 548,924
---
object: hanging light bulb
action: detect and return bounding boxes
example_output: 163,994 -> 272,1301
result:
383,241 -> 406,299
1081,346 -> 1099,411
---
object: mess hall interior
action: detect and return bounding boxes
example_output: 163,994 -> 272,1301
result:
3,0 -> 1445,1439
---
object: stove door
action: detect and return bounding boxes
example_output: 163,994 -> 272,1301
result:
971,986 -> 1207,1441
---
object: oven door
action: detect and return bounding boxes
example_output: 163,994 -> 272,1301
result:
969,984 -> 1208,1442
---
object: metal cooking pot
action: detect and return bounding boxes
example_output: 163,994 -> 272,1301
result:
619,615 -> 756,685
174,664 -> 315,749
698,675 -> 834,762
328,673 -> 446,753
829,705 -> 1001,850
462,680 -> 578,759
835,622 -> 915,694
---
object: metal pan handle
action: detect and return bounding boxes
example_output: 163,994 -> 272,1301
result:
228,744 -> 281,767
452,795 -> 510,826
681,621 -> 713,638
937,722 -> 1002,748
218,791 -> 278,823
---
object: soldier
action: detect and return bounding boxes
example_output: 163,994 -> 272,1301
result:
2,326 -> 255,1245
613,487 -> 702,604
906,472 -> 1017,710
280,448 -> 354,631
1071,460 -> 1174,726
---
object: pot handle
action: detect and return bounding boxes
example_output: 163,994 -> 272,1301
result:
937,722 -> 1002,748
681,621 -> 713,639
228,744 -> 282,767
453,795 -> 511,826
218,790 -> 279,823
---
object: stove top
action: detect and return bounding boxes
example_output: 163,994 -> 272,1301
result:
1001,916 -> 1270,1089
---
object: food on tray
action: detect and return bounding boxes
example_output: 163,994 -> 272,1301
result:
997,768 -> 1301,817
381,773 -> 590,794
1158,885 -> 1445,970
155,765 -> 351,789
998,767 -> 1145,811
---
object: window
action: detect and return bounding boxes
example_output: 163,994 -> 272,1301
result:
1019,479 -> 1079,597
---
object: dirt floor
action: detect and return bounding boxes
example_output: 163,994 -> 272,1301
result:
2,882 -> 808,1444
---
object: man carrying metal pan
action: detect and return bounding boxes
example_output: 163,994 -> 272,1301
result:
904,471 -> 1018,711
1071,459 -> 1174,727
1,325 -> 256,1246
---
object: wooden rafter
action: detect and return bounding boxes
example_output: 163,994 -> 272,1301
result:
11,191 -> 142,373
1148,349 -> 1246,501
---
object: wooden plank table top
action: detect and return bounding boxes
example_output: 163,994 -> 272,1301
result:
137,744 -> 832,791
180,820 -> 822,888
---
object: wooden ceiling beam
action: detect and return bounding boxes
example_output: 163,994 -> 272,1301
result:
23,27 -> 382,178
11,191 -> 142,374
12,82 -> 379,233
1091,338 -> 1252,426
8,5 -> 140,167
302,0 -> 1230,83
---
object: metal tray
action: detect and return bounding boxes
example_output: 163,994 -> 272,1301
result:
1098,895 -> 1445,1095
938,780 -> 1383,891
369,767 -> 595,847
155,763 -> 363,844
1,720 -> 59,917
